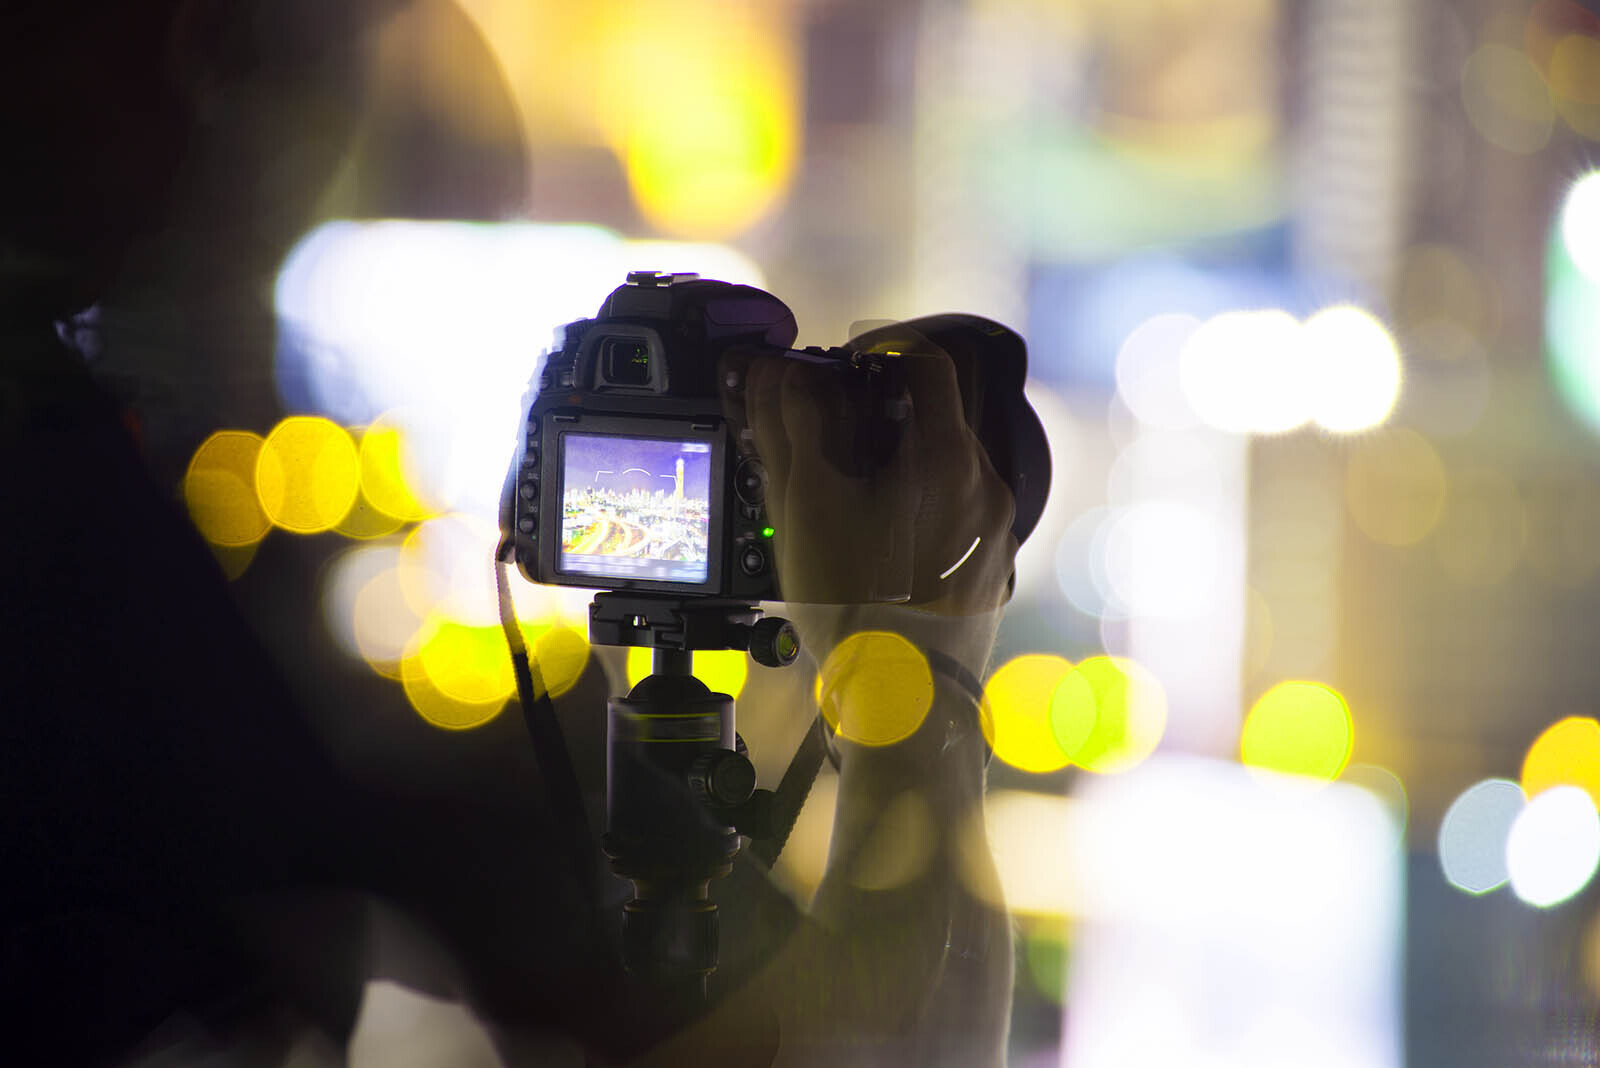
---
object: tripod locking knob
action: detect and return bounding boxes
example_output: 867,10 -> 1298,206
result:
688,749 -> 758,809
747,617 -> 800,668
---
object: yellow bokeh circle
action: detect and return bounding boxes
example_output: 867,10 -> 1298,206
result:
983,654 -> 1081,774
602,8 -> 797,239
256,416 -> 360,533
1344,429 -> 1448,547
184,430 -> 271,547
403,624 -> 508,731
520,623 -> 591,702
1522,716 -> 1600,810
1240,680 -> 1354,783
359,414 -> 437,523
352,566 -> 421,678
819,631 -> 933,747
1055,656 -> 1168,775
627,646 -> 749,698
403,619 -> 589,731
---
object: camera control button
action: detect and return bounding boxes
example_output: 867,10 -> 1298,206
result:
519,480 -> 538,501
739,545 -> 766,576
735,459 -> 767,505
517,516 -> 535,534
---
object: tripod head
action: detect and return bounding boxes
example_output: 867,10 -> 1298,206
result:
590,592 -> 798,996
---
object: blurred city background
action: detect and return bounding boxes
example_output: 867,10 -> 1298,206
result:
153,0 -> 1600,1064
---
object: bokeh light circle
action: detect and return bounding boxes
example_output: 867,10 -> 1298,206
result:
1522,716 -> 1600,810
1343,428 -> 1449,547
1113,313 -> 1202,429
1240,681 -> 1354,784
1459,44 -> 1555,155
359,411 -> 438,522
521,623 -> 591,701
401,618 -> 588,731
1438,777 -> 1525,895
627,646 -> 749,698
818,631 -> 934,747
982,654 -> 1080,773
402,624 -> 509,731
1303,306 -> 1403,432
1179,310 -> 1310,434
1051,656 -> 1167,774
1507,785 -> 1600,908
1561,170 -> 1600,284
256,416 -> 360,533
184,431 -> 271,547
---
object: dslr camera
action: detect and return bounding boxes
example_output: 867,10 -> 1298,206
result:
500,271 -> 1049,603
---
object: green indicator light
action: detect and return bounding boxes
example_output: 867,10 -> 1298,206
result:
761,526 -> 776,538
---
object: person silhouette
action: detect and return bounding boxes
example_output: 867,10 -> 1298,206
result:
1,3 -> 1029,1065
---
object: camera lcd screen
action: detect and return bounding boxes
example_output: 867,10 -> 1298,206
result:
558,433 -> 713,585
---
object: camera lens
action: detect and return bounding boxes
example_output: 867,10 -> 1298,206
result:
602,338 -> 652,386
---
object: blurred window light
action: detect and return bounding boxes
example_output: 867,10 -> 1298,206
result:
1432,468 -> 1528,586
1438,777 -> 1526,895
1065,756 -> 1402,1068
1179,309 -> 1310,434
256,416 -> 361,534
1507,785 -> 1600,908
819,631 -> 933,748
1343,428 -> 1449,547
1102,501 -> 1222,619
1522,716 -> 1600,810
275,220 -> 765,521
1303,306 -> 1402,432
981,654 -> 1082,773
184,431 -> 271,548
1240,681 -> 1354,785
1459,43 -> 1556,155
627,646 -> 750,700
1560,170 -> 1600,284
1053,655 -> 1168,775
1113,313 -> 1202,429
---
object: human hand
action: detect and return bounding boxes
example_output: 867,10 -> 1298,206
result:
718,330 -> 1018,620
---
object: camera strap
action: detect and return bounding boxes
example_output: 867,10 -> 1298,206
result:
494,556 -> 598,901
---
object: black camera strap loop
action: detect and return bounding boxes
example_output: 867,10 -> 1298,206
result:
746,716 -> 831,869
494,554 -> 597,903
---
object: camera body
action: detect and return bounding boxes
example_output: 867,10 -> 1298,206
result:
501,271 -> 906,601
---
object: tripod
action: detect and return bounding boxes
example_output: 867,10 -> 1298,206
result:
589,592 -> 799,1002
